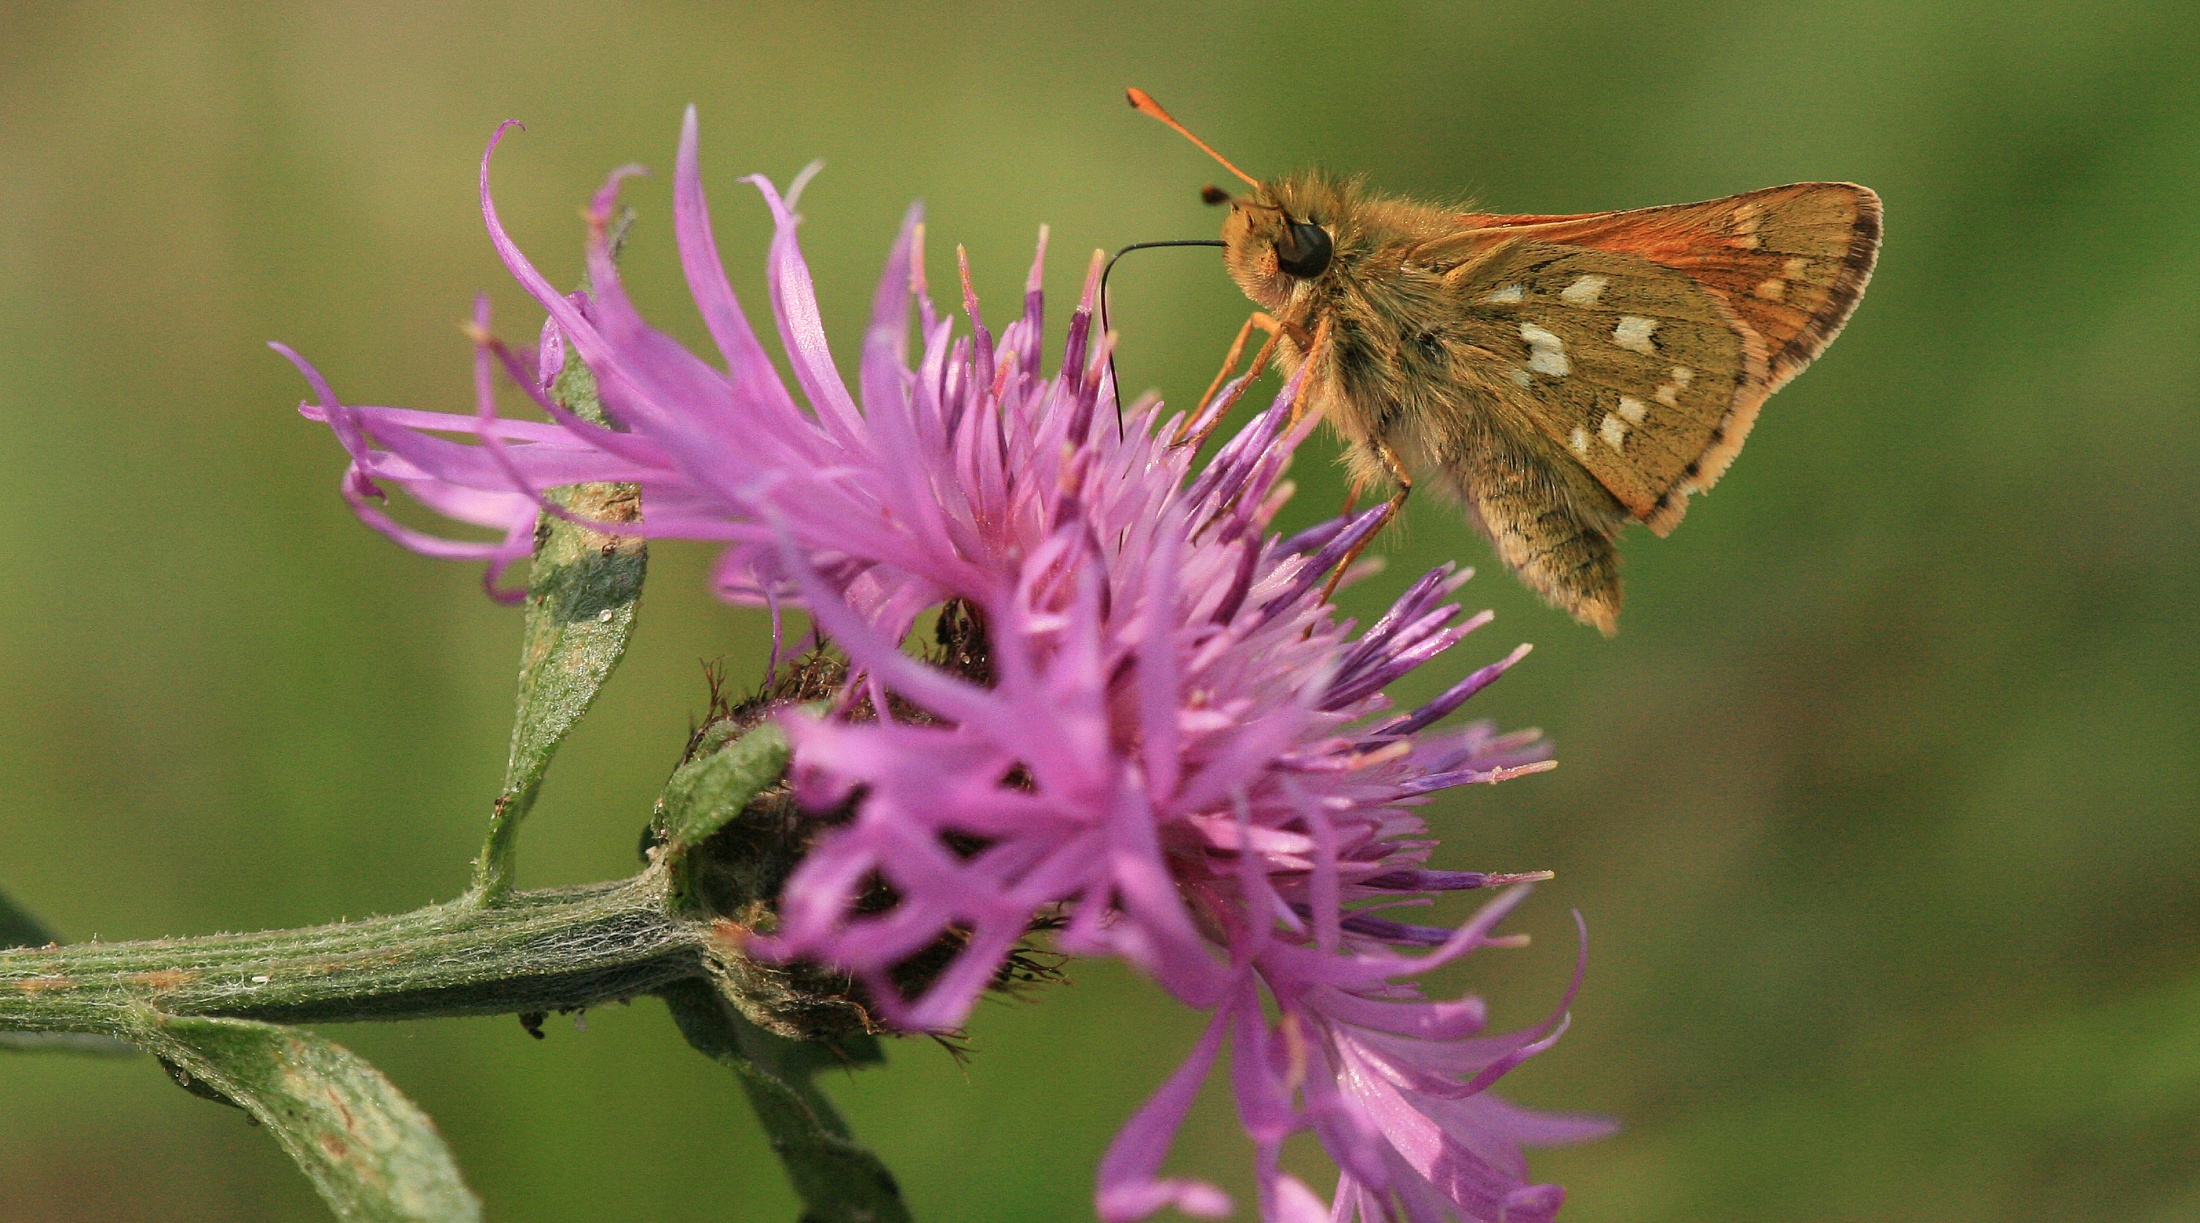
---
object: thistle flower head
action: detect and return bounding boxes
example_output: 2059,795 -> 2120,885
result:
284,110 -> 1610,1222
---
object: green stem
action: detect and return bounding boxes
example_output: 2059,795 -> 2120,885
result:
0,873 -> 700,1037
468,788 -> 536,905
1,868 -> 916,1219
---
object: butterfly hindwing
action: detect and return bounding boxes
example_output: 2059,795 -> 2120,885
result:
1443,240 -> 1767,532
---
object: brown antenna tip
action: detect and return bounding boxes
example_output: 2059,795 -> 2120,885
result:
1124,87 -> 1261,190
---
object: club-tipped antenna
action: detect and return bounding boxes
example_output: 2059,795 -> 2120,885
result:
1127,88 -> 1261,190
1100,239 -> 1228,438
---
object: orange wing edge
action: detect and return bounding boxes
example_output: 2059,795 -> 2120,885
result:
1646,184 -> 1881,535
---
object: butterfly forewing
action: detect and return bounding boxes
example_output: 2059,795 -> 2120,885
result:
1447,241 -> 1765,528
1464,183 -> 1881,390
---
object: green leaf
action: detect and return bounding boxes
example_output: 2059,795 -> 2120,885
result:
661,980 -> 911,1223
497,478 -> 646,808
660,721 -> 794,852
470,327 -> 647,902
150,1015 -> 481,1222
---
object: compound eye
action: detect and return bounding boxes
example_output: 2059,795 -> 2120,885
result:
1276,221 -> 1333,278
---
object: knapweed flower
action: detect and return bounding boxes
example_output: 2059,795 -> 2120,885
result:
768,388 -> 1617,1221
283,109 -> 1612,1221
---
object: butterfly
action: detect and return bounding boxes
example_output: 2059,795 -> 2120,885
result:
1130,88 -> 1881,633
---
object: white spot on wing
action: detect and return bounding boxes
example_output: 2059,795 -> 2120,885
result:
1560,275 -> 1609,305
1784,257 -> 1809,278
1754,278 -> 1786,301
1654,365 -> 1693,407
1569,427 -> 1590,456
1617,395 -> 1648,424
1482,284 -> 1525,304
1731,202 -> 1762,248
1519,324 -> 1570,376
1612,315 -> 1658,355
1600,413 -> 1628,451
1508,368 -> 1533,388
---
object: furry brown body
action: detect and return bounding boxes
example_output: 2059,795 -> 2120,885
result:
1216,171 -> 1880,633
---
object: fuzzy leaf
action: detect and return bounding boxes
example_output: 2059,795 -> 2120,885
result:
661,981 -> 910,1223
660,721 -> 793,852
472,308 -> 646,898
153,1015 -> 480,1222
501,474 -> 645,807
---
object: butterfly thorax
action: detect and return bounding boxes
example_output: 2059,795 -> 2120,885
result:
1224,175 -> 1532,492
1223,174 -> 1480,453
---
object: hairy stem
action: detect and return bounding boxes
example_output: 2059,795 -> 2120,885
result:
0,873 -> 703,1036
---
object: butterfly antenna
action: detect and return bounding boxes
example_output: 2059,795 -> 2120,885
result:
1100,240 -> 1228,438
1126,88 -> 1261,190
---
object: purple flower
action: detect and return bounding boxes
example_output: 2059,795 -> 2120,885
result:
769,383 -> 1615,1218
283,111 -> 1611,1222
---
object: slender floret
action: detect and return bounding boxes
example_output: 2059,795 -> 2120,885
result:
285,110 -> 1610,1222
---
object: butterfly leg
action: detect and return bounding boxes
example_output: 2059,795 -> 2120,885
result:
1174,311 -> 1285,451
1318,439 -> 1412,605
1195,313 -> 1269,418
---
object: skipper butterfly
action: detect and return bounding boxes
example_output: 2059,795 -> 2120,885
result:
1129,88 -> 1881,633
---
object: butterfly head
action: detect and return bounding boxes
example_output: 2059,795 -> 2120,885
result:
1208,176 -> 1337,312
1126,88 -> 1336,311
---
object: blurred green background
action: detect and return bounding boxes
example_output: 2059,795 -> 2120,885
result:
3,1 -> 2196,1219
